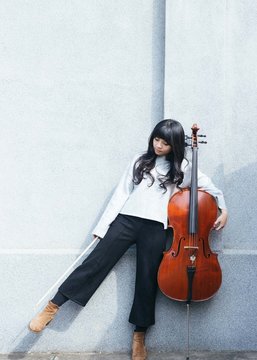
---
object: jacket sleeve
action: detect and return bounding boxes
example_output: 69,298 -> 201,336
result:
92,154 -> 138,238
181,160 -> 227,210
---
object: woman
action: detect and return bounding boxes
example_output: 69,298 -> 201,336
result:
29,119 -> 227,360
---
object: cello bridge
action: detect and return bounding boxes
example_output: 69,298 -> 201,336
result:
184,246 -> 199,249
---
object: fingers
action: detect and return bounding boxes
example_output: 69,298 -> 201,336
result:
213,209 -> 228,231
213,218 -> 224,230
213,216 -> 226,231
214,223 -> 224,231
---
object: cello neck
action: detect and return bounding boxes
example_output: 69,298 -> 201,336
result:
189,125 -> 199,234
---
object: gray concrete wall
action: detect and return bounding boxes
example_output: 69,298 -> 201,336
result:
1,0 -> 257,354
164,0 -> 257,351
0,0 -> 166,353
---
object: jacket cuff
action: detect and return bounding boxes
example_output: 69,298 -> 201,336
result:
92,225 -> 109,239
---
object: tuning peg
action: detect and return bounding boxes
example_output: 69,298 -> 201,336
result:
199,141 -> 207,144
198,135 -> 206,138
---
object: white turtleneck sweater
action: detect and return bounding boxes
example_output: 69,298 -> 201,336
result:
92,154 -> 226,238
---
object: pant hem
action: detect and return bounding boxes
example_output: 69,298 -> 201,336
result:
58,290 -> 86,307
129,319 -> 155,327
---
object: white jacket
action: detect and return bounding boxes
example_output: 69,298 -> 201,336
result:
92,154 -> 226,238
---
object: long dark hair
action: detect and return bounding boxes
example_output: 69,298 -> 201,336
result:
133,119 -> 186,191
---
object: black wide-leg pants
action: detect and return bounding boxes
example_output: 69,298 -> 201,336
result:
58,214 -> 167,327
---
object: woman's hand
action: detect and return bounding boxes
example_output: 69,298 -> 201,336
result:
213,209 -> 228,230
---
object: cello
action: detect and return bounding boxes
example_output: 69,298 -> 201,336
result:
157,124 -> 222,358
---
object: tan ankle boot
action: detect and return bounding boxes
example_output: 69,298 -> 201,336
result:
132,332 -> 147,360
29,301 -> 59,333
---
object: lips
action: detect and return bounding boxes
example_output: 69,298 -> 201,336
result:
155,149 -> 163,154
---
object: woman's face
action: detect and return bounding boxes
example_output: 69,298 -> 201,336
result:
153,137 -> 172,156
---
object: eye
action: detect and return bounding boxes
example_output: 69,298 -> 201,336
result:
154,137 -> 160,141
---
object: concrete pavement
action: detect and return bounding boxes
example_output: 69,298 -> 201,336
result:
1,352 -> 257,360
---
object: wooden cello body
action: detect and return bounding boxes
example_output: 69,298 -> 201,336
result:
158,124 -> 222,303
